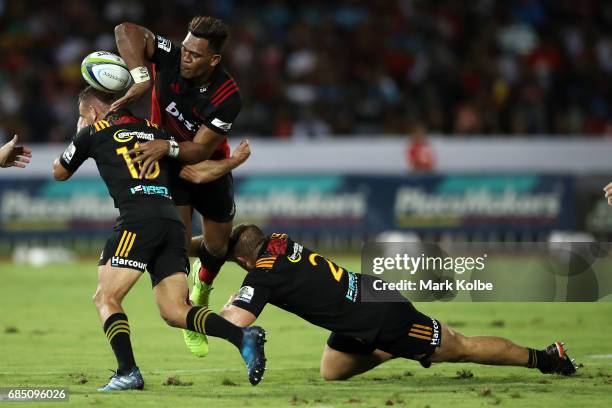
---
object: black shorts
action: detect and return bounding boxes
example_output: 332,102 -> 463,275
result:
99,218 -> 189,287
327,301 -> 441,360
170,168 -> 235,223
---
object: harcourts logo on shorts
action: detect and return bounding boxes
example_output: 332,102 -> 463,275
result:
431,319 -> 441,346
111,256 -> 147,270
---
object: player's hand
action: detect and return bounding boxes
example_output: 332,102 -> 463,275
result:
604,182 -> 612,206
0,135 -> 32,168
128,140 -> 168,179
110,81 -> 151,111
231,139 -> 251,166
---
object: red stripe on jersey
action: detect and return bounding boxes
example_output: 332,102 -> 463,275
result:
150,65 -> 162,126
211,85 -> 238,106
209,79 -> 234,100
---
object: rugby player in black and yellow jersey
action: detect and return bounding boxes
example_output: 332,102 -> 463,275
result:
51,87 -> 266,391
221,224 -> 577,381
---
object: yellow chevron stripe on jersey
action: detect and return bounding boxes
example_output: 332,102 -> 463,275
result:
145,119 -> 159,128
256,256 -> 277,268
93,120 -> 110,132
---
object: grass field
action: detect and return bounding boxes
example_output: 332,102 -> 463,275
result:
1,257 -> 611,407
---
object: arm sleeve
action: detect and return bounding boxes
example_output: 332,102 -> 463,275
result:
232,273 -> 272,317
58,126 -> 93,173
150,34 -> 181,69
195,97 -> 242,136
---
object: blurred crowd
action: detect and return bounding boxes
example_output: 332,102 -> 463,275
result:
1,0 -> 612,143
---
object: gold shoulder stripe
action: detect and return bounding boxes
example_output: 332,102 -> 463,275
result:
257,256 -> 277,263
256,258 -> 276,266
93,122 -> 101,132
412,324 -> 432,331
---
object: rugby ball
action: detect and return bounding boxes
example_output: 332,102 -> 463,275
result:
81,51 -> 131,93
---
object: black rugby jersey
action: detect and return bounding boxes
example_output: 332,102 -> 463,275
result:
232,234 -> 394,342
59,110 -> 180,224
149,34 -> 242,160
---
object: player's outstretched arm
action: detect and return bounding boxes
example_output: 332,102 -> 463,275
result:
0,135 -> 31,168
179,139 -> 251,184
52,157 -> 71,181
111,22 -> 156,111
131,138 -> 251,182
604,182 -> 612,206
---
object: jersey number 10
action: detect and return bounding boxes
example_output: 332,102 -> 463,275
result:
116,143 -> 160,179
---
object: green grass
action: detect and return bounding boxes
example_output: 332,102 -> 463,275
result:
0,257 -> 611,407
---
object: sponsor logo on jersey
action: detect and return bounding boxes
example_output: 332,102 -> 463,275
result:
62,142 -> 76,163
113,129 -> 133,143
110,256 -> 147,270
113,130 -> 155,143
165,101 -> 197,131
236,286 -> 254,303
211,117 -> 232,131
287,242 -> 303,263
157,35 -> 172,52
345,271 -> 359,302
130,184 -> 171,198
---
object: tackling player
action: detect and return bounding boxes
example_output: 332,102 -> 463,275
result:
0,135 -> 31,168
112,16 -> 243,356
221,224 -> 578,381
52,87 -> 266,390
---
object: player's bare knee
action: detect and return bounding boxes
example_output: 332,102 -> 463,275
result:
92,287 -> 121,310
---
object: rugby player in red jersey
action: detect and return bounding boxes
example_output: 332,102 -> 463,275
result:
112,16 -> 243,356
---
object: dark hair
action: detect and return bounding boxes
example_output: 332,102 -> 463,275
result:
228,224 -> 266,262
78,86 -> 116,106
188,15 -> 230,54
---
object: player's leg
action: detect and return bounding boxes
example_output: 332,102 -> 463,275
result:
196,217 -> 232,283
428,323 -> 577,375
93,260 -> 144,391
175,204 -> 212,356
320,333 -> 393,381
191,173 -> 236,287
153,271 -> 267,385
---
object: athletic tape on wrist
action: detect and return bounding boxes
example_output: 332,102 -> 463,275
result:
130,66 -> 150,84
168,140 -> 180,158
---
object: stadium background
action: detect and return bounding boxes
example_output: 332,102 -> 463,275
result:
1,1 -> 612,407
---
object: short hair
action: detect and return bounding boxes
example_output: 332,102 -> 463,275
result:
228,224 -> 266,262
78,86 -> 116,106
188,15 -> 230,54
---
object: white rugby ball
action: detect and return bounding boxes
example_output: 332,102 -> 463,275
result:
81,51 -> 131,93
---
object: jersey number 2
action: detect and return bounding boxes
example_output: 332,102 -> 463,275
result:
116,144 -> 160,179
309,253 -> 344,282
